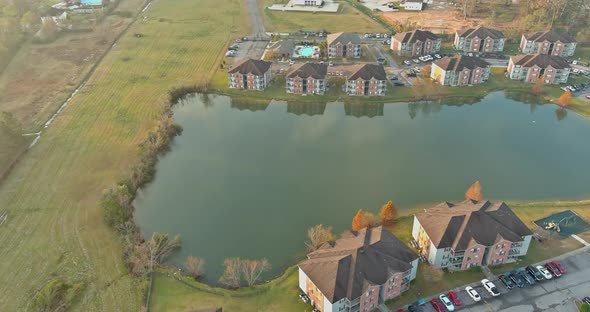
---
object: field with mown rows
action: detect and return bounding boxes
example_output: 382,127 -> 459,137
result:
0,0 -> 249,310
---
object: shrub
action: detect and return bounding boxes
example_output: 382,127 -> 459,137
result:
101,184 -> 133,228
32,279 -> 85,312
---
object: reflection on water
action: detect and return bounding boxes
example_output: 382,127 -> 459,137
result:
136,91 -> 590,284
287,102 -> 327,116
344,102 -> 384,118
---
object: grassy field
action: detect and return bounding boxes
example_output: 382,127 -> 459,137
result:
0,0 -> 249,310
0,0 -> 147,189
572,46 -> 590,63
261,0 -> 387,33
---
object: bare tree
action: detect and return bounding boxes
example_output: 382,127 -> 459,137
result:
185,256 -> 205,279
147,232 -> 181,271
241,259 -> 271,287
220,257 -> 242,288
305,224 -> 335,252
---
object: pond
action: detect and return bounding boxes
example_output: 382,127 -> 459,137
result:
134,92 -> 590,284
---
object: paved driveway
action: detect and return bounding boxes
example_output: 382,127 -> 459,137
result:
400,248 -> 590,312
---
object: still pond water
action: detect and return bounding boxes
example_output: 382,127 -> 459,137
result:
134,92 -> 590,283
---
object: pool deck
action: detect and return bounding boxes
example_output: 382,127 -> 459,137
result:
267,1 -> 340,12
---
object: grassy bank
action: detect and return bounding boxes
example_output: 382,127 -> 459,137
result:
0,0 -> 249,310
150,201 -> 590,311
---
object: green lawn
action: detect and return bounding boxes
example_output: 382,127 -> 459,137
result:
261,0 -> 387,33
572,46 -> 590,63
0,0 -> 250,310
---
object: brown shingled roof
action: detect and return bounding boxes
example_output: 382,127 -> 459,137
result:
327,32 -> 361,46
228,59 -> 272,75
347,64 -> 387,80
393,29 -> 439,44
415,200 -> 533,251
433,55 -> 489,71
299,226 -> 418,303
286,62 -> 328,79
458,26 -> 505,40
510,54 -> 570,69
524,30 -> 576,43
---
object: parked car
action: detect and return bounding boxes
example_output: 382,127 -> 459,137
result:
404,60 -> 412,65
545,262 -> 562,277
508,271 -> 525,288
394,82 -> 405,86
407,303 -> 417,312
499,274 -> 515,289
586,95 -> 590,100
390,75 -> 398,80
550,261 -> 567,274
412,59 -> 420,64
465,286 -> 481,302
516,269 -> 535,286
434,54 -> 442,59
439,294 -> 455,311
526,265 -> 544,281
298,293 -> 309,303
583,297 -> 590,305
430,298 -> 446,312
481,279 -> 500,296
289,60 -> 295,65
447,291 -> 462,306
234,38 -> 242,43
536,265 -> 553,280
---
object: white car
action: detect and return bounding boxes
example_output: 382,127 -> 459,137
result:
289,60 -> 295,65
465,286 -> 481,302
439,294 -> 455,311
434,54 -> 442,59
403,60 -> 411,65
536,265 -> 553,280
481,279 -> 500,297
413,59 -> 420,64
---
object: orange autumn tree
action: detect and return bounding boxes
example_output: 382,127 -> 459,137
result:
465,180 -> 483,201
352,209 -> 370,231
558,90 -> 572,107
380,201 -> 398,226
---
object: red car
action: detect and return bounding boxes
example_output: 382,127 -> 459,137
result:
448,291 -> 462,306
550,261 -> 567,274
545,262 -> 562,277
430,298 -> 446,312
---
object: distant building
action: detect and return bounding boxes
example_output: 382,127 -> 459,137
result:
327,32 -> 362,59
401,0 -> 423,10
80,0 -> 104,6
454,26 -> 505,53
228,59 -> 272,91
299,226 -> 419,312
391,29 -> 441,57
431,55 -> 490,86
291,0 -> 324,6
508,54 -> 571,84
286,63 -> 328,95
346,64 -> 387,96
412,200 -> 533,271
519,30 -> 577,57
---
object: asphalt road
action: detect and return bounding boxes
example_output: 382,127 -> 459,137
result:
399,247 -> 590,312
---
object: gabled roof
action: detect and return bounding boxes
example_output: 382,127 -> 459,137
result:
510,54 -> 570,69
347,64 -> 387,80
286,63 -> 328,79
457,26 -> 505,40
327,32 -> 361,46
415,200 -> 533,251
524,30 -> 576,43
433,55 -> 489,71
228,59 -> 272,75
299,226 -> 418,303
393,29 -> 439,44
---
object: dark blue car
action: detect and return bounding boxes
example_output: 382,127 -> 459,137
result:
507,271 -> 525,288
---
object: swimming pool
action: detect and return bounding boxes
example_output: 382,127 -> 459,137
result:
300,46 -> 315,57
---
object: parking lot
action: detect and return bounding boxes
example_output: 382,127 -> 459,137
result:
398,247 -> 590,312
